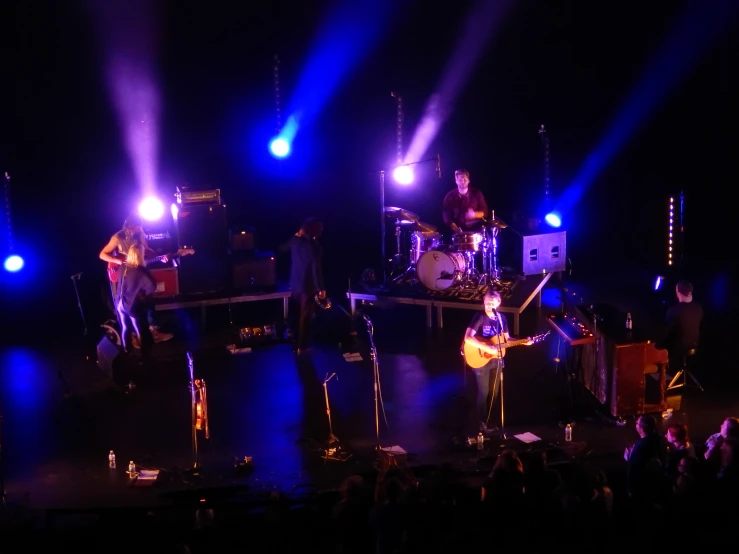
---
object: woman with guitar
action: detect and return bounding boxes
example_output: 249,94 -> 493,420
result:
116,244 -> 157,359
463,290 -> 534,435
99,214 -> 173,343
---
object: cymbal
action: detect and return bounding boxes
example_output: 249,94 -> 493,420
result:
414,221 -> 437,233
395,219 -> 417,226
489,218 -> 508,229
384,206 -> 419,222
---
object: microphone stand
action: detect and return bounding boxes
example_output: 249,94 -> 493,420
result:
380,170 -> 387,286
363,314 -> 388,450
322,373 -> 351,462
496,310 -> 509,439
70,273 -> 88,336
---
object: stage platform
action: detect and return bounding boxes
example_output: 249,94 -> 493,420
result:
153,287 -> 291,327
347,272 -> 553,335
1,311 -> 733,520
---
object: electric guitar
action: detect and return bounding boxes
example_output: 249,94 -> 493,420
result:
107,248 -> 195,282
463,331 -> 550,369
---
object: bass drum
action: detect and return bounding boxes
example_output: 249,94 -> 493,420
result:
417,250 -> 467,291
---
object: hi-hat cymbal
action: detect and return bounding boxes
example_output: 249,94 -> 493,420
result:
384,206 -> 419,222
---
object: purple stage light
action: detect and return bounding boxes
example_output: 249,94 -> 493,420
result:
108,55 -> 160,194
138,196 -> 164,221
393,166 -> 414,185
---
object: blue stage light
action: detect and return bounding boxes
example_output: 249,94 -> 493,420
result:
544,212 -> 562,228
269,138 -> 290,158
3,254 -> 24,272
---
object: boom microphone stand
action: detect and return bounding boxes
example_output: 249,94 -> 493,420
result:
378,155 -> 441,287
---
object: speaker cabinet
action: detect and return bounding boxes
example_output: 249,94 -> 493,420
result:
521,232 -> 566,276
176,204 -> 230,294
233,253 -> 276,292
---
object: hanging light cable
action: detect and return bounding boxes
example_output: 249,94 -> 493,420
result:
3,172 -> 23,272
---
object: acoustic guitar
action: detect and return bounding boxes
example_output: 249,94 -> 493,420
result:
107,248 -> 195,282
463,331 -> 550,369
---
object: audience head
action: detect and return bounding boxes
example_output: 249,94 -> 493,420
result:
339,475 -> 364,499
527,451 -> 547,472
676,280 -> 693,301
380,477 -> 404,503
666,422 -> 689,447
721,417 -> 739,439
300,217 -> 323,239
492,449 -> 523,474
636,414 -> 657,437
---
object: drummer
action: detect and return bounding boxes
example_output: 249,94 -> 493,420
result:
442,168 -> 489,234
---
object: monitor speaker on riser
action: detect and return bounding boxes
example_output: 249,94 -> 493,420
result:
507,231 -> 566,276
176,204 -> 230,294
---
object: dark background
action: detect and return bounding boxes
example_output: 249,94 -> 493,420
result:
1,0 -> 736,337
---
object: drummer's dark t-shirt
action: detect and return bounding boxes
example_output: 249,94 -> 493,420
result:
442,187 -> 488,231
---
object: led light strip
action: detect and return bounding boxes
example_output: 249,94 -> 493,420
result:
668,196 -> 674,265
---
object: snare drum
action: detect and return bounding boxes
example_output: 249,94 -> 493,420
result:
452,231 -> 483,252
417,250 -> 467,291
411,231 -> 442,264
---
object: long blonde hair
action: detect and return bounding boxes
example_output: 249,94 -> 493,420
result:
126,244 -> 146,268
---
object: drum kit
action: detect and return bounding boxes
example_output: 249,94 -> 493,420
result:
385,206 -> 508,291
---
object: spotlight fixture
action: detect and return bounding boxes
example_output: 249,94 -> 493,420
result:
392,165 -> 413,185
269,137 -> 290,158
3,254 -> 23,272
544,212 -> 561,228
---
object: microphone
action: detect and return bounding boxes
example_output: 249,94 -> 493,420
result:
436,154 -> 441,178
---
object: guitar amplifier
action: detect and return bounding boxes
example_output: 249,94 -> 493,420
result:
150,267 -> 180,297
176,187 -> 221,205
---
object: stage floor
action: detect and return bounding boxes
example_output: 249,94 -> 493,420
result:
1,290 -> 735,515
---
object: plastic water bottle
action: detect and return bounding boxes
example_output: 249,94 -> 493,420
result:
625,313 -> 632,330
108,450 -> 116,468
565,424 -> 572,442
477,432 -> 484,450
128,460 -> 136,477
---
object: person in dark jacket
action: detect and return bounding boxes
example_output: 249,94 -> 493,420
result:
289,217 -> 326,355
116,243 -> 157,359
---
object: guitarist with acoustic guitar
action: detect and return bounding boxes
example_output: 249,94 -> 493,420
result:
463,290 -> 534,435
99,214 -> 174,343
